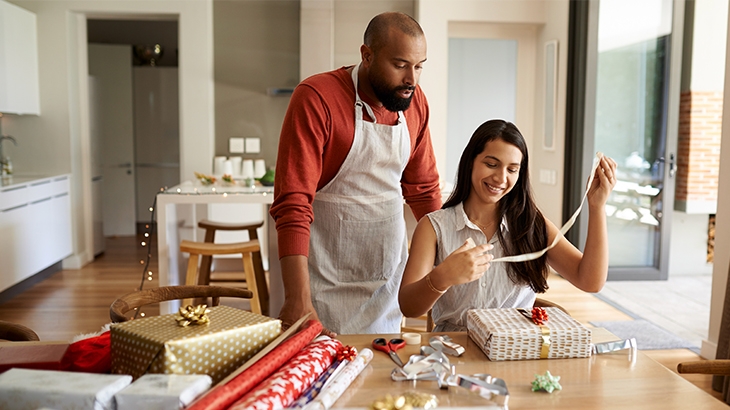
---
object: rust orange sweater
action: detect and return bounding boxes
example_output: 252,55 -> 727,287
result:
270,66 -> 442,258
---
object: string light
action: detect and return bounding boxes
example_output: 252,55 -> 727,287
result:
133,190 -> 163,320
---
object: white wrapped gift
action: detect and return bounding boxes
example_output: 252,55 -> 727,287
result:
115,374 -> 212,410
467,307 -> 592,361
0,368 -> 132,410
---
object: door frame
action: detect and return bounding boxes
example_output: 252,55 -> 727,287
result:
74,12 -> 182,256
448,22 -> 538,153
565,0 -> 685,280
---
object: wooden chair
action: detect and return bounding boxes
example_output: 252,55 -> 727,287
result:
534,297 -> 570,315
0,320 -> 40,341
180,239 -> 263,314
110,285 -> 254,323
197,220 -> 269,316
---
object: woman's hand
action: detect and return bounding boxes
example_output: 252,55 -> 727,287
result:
587,154 -> 618,208
430,239 -> 494,290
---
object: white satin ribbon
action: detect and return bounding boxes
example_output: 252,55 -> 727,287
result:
486,152 -> 604,263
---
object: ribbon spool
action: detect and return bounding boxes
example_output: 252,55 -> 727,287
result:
402,333 -> 422,345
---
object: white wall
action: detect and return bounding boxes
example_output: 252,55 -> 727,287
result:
213,0 -> 299,167
703,6 -> 730,360
2,0 -> 215,268
690,0 -> 728,92
416,0 -> 570,224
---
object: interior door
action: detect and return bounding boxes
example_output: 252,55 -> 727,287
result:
578,0 -> 683,280
446,22 -> 537,185
88,43 -> 136,236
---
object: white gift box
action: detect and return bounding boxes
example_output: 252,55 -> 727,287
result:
115,374 -> 212,410
0,368 -> 132,410
467,308 -> 592,361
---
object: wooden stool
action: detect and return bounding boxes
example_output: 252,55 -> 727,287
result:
197,220 -> 269,316
180,240 -> 262,314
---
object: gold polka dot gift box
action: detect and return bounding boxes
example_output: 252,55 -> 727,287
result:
466,308 -> 592,361
111,305 -> 281,384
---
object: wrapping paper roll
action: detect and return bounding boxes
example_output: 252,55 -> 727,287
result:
186,320 -> 322,410
302,348 -> 373,410
288,359 -> 346,409
229,338 -> 342,410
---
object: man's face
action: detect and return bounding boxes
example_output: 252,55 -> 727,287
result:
366,29 -> 427,112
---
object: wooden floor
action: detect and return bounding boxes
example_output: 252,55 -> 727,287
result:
0,236 -> 723,403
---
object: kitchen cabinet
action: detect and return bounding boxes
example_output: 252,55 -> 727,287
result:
0,0 -> 40,115
0,175 -> 72,293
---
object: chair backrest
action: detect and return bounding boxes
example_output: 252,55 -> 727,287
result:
534,297 -> 570,315
0,320 -> 40,341
110,285 -> 253,323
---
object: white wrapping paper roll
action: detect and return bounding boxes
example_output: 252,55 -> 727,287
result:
301,348 -> 373,410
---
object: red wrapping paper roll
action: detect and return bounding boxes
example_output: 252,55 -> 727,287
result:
229,338 -> 342,410
186,320 -> 322,410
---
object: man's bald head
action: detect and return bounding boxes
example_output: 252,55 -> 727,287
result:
363,12 -> 424,54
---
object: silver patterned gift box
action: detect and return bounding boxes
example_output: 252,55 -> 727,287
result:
467,308 -> 592,361
115,374 -> 212,409
111,305 -> 281,384
0,368 -> 132,410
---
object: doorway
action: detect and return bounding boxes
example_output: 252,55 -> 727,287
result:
446,22 -> 537,184
86,19 -> 180,254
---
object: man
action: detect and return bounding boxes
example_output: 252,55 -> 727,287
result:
270,11 -> 442,335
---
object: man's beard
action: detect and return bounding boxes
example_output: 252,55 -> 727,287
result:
369,73 -> 415,112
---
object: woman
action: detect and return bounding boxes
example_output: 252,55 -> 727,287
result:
398,119 -> 617,331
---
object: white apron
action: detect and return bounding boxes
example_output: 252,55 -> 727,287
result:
308,63 -> 411,334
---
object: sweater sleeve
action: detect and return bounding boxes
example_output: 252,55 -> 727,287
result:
401,88 -> 442,220
269,83 -> 330,259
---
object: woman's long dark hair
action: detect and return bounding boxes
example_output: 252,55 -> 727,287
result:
443,119 -> 549,293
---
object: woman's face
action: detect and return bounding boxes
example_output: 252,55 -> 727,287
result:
470,138 -> 523,205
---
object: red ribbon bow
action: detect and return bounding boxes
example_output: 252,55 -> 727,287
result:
336,345 -> 357,361
531,307 -> 548,325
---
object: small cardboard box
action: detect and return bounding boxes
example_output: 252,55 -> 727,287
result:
467,308 -> 592,361
115,374 -> 212,410
111,305 -> 281,384
0,368 -> 131,410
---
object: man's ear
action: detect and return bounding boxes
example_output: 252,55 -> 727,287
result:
360,44 -> 373,66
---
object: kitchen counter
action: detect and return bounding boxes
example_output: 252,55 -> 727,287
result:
0,174 -> 72,296
0,174 -> 59,189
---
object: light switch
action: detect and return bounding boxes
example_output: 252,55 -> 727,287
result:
540,169 -> 557,185
245,137 -> 261,154
229,137 -> 245,153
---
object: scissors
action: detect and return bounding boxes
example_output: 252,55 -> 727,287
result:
372,337 -> 406,367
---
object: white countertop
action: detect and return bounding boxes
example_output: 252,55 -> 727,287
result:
0,174 -> 68,190
161,179 -> 274,196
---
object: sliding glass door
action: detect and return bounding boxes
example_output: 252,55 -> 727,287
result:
570,0 -> 683,280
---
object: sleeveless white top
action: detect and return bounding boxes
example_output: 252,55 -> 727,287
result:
427,202 -> 536,331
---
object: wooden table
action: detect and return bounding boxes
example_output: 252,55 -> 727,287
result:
334,330 -> 726,409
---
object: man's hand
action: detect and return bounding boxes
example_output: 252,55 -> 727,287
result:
278,298 -> 336,338
278,255 -> 336,338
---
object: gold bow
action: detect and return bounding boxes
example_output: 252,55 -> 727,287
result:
176,304 -> 211,327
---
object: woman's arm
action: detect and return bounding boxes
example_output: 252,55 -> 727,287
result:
399,217 -> 493,318
546,155 -> 617,292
